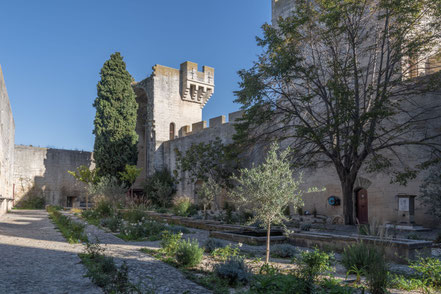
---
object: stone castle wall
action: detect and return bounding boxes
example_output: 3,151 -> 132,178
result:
0,65 -> 15,216
13,145 -> 94,207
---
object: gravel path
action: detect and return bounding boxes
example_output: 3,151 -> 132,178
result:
0,210 -> 101,294
70,214 -> 211,294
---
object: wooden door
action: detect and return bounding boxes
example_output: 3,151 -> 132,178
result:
356,189 -> 369,224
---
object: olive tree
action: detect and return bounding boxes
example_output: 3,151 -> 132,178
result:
229,142 -> 304,263
196,177 -> 222,220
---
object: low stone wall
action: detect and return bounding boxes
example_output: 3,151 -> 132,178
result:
287,232 -> 432,263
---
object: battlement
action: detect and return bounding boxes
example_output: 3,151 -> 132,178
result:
175,110 -> 243,139
180,61 -> 215,108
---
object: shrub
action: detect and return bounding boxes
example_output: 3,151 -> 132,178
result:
410,256 -> 441,287
271,244 -> 298,258
341,242 -> 372,273
204,238 -> 225,253
79,242 -> 139,293
211,243 -> 241,261
144,169 -> 176,207
294,248 -> 334,293
389,274 -> 428,292
214,256 -> 252,286
172,197 -> 193,217
341,242 -> 388,293
365,253 -> 389,294
119,220 -> 166,241
100,216 -> 121,232
16,193 -> 46,209
251,274 -> 307,293
160,231 -> 182,256
121,209 -> 147,223
94,199 -> 114,218
175,239 -> 203,267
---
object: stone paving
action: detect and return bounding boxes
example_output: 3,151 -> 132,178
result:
0,210 -> 101,294
71,214 -> 211,294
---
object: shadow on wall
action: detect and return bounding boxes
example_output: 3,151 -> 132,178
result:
14,147 -> 93,208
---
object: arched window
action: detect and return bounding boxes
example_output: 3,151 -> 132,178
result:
169,123 -> 175,140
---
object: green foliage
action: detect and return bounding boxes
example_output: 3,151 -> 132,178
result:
93,52 -> 139,180
172,196 -> 193,217
420,165 -> 441,219
143,169 -> 176,207
175,239 -> 204,268
229,142 -> 304,263
15,191 -> 45,209
410,256 -> 441,288
318,278 -> 356,294
294,249 -> 334,285
233,0 -> 441,225
160,231 -> 183,256
211,243 -> 241,261
214,256 -> 252,286
100,216 -> 121,232
88,176 -> 127,204
250,273 -> 307,293
174,137 -> 235,187
389,274 -> 429,292
341,242 -> 374,274
118,219 -> 166,241
197,177 -> 221,219
342,243 -> 388,294
204,238 -> 225,253
119,164 -> 141,188
270,244 -> 298,259
79,242 -> 143,294
121,209 -> 147,223
68,165 -> 99,185
47,206 -> 88,244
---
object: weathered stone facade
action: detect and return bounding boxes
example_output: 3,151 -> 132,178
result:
0,65 -> 15,216
13,145 -> 94,207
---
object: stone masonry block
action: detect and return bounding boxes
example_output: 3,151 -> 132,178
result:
228,110 -> 244,123
209,115 -> 226,127
192,121 -> 207,133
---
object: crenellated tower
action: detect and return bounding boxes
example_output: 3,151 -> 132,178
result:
132,61 -> 215,186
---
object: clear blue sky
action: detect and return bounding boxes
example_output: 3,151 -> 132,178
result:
0,1 -> 271,151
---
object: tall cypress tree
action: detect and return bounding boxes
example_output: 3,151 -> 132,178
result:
93,52 -> 138,180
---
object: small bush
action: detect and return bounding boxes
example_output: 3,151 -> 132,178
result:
175,239 -> 203,267
410,256 -> 441,287
271,244 -> 298,258
121,209 -> 147,223
204,238 -> 225,253
172,197 -> 193,217
119,220 -> 166,241
365,253 -> 388,294
211,243 -> 241,261
16,194 -> 46,209
294,248 -> 334,293
251,273 -> 307,293
94,200 -> 114,218
144,169 -> 176,207
341,242 -> 373,273
100,216 -> 121,232
389,274 -> 428,291
160,231 -> 182,256
342,242 -> 388,294
214,256 -> 252,286
79,242 -> 139,293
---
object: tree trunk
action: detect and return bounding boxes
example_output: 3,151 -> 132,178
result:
203,204 -> 207,220
341,179 -> 356,225
266,222 -> 271,263
86,194 -> 89,209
